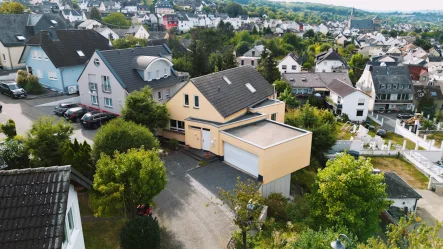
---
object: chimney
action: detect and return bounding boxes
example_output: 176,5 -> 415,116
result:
49,26 -> 58,41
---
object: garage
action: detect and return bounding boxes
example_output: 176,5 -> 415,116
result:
223,142 -> 259,177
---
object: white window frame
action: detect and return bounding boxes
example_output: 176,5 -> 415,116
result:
184,94 -> 189,106
94,58 -> 100,67
358,98 -> 365,106
102,75 -> 111,92
194,95 -> 199,108
2,54 -> 5,62
37,51 -> 42,60
104,97 -> 113,107
164,68 -> 167,77
158,91 -> 163,100
170,119 -> 185,132
32,51 -> 37,59
156,70 -> 159,79
271,113 -> 277,121
48,72 -> 57,80
91,95 -> 98,105
356,110 -> 364,117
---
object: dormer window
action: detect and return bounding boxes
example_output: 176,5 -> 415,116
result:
147,72 -> 151,81
77,50 -> 85,57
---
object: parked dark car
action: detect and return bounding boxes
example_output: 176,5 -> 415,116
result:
397,113 -> 414,120
54,102 -> 78,116
0,81 -> 27,98
376,129 -> 387,137
80,111 -> 116,129
64,106 -> 88,122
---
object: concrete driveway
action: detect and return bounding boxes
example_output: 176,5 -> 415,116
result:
376,113 -> 398,131
155,151 -> 256,249
415,189 -> 443,237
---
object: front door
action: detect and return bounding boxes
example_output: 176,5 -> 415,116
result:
27,67 -> 33,75
202,129 -> 210,151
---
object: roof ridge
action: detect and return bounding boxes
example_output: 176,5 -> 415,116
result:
0,165 -> 71,175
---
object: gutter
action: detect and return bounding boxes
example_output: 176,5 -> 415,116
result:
60,68 -> 66,93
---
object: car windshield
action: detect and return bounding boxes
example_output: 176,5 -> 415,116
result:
82,114 -> 93,120
8,84 -> 19,90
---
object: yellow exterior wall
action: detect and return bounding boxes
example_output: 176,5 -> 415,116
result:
160,129 -> 185,142
0,42 -> 25,70
167,82 -> 225,123
186,127 -> 202,149
259,134 -> 312,183
220,132 -> 312,184
250,101 -> 286,123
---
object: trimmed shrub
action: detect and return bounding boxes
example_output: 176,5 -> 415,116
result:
1,119 -> 17,139
24,74 -> 44,94
120,216 -> 161,249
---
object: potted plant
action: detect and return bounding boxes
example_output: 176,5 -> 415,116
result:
205,152 -> 211,159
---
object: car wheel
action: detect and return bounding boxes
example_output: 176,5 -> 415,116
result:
75,117 -> 80,123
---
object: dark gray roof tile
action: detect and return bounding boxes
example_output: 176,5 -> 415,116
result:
98,45 -> 181,92
327,79 -> 358,97
25,29 -> 110,68
384,171 -> 422,199
0,166 -> 71,249
190,66 -> 274,118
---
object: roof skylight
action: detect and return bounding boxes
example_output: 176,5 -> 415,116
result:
16,35 -> 26,41
245,83 -> 256,93
222,76 -> 232,85
77,50 -> 85,57
51,20 -> 58,24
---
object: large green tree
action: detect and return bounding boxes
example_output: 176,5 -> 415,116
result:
348,53 -> 369,85
0,2 -> 25,14
89,6 -> 102,21
92,118 -> 159,160
279,86 -> 299,109
225,2 -> 245,17
120,216 -> 161,249
257,48 -> 281,84
308,153 -> 390,240
61,139 -> 95,180
189,40 -> 209,77
25,117 -> 74,167
418,94 -> 436,118
285,104 -> 336,163
219,177 -> 264,249
91,148 -> 167,218
121,86 -> 169,132
103,12 -> 131,28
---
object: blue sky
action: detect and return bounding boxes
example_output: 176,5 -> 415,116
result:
282,0 -> 443,12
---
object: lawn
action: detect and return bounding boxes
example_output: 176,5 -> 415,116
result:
79,192 -> 126,249
384,132 -> 417,150
421,132 -> 443,148
370,157 -> 429,189
335,122 -> 353,140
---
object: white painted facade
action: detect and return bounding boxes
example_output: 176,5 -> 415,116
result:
133,26 -> 150,39
277,55 -> 302,74
389,198 -> 419,212
62,185 -> 86,249
329,90 -> 370,122
78,20 -> 102,29
78,53 -> 128,114
94,27 -> 119,46
315,60 -> 346,73
260,174 -> 291,198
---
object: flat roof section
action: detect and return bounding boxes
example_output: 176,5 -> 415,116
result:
223,120 -> 306,148
252,98 -> 281,109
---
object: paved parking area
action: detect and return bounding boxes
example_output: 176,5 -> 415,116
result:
156,151 -> 254,249
0,94 -> 97,143
416,189 -> 443,237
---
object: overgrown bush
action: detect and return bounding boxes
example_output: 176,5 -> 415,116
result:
120,216 -> 161,249
0,139 -> 30,169
291,169 -> 316,193
168,138 -> 179,150
24,74 -> 44,94
265,193 -> 288,221
0,119 -> 17,139
15,70 -> 44,94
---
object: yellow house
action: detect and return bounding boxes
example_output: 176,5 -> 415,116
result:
160,66 -> 312,197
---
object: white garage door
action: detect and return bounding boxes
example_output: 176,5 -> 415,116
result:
224,142 -> 259,177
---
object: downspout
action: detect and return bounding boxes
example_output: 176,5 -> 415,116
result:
7,47 -> 13,70
60,68 -> 66,93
